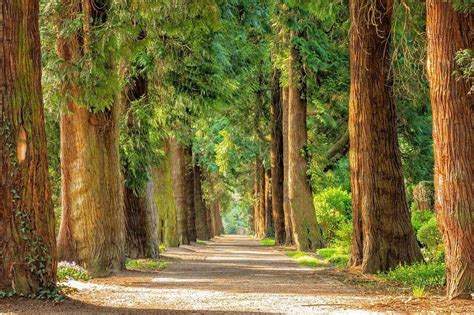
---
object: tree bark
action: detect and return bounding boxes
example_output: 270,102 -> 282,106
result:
258,164 -> 266,239
282,87 -> 294,245
264,169 -> 273,237
153,147 -> 179,247
184,146 -> 197,242
194,163 -> 210,240
288,30 -> 324,251
0,0 -> 57,294
348,0 -> 422,273
56,0 -> 125,276
168,137 -> 189,245
271,70 -> 286,245
426,1 -> 473,300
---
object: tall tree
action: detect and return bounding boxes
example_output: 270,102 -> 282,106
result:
282,87 -> 293,245
169,137 -> 189,245
184,146 -> 197,242
348,0 -> 422,273
56,0 -> 125,275
194,163 -> 210,240
426,1 -> 473,300
0,0 -> 57,294
271,70 -> 286,245
287,29 -> 324,251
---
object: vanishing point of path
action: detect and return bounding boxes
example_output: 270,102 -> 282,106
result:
1,235 -> 473,314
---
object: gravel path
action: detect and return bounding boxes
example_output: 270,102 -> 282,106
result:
1,235 -> 472,313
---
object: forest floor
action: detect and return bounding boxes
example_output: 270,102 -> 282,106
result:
1,235 -> 472,314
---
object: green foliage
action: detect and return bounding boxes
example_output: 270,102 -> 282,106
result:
260,238 -> 276,246
314,187 -> 351,244
317,247 -> 349,268
285,251 -> 327,267
57,262 -> 91,281
411,208 -> 435,233
379,262 -> 445,289
125,259 -> 169,271
417,217 -> 443,260
454,48 -> 474,94
412,286 -> 426,298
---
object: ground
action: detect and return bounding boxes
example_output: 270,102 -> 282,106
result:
1,235 -> 472,314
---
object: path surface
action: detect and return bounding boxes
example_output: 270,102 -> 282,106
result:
1,235 -> 472,313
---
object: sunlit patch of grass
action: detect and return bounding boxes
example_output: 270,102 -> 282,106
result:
260,238 -> 275,246
317,247 -> 349,268
285,251 -> 327,267
412,286 -> 426,298
159,244 -> 167,252
196,240 -> 208,245
125,258 -> 169,271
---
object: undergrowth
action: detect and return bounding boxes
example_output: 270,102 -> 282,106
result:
285,251 -> 327,267
378,262 -> 445,289
125,258 -> 169,271
260,238 -> 275,246
57,261 -> 91,281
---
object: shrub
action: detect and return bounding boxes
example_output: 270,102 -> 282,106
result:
57,261 -> 91,281
417,217 -> 443,260
379,262 -> 445,289
317,247 -> 349,268
411,207 -> 435,233
125,259 -> 169,270
314,187 -> 351,244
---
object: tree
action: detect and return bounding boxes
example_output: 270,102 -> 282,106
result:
271,70 -> 286,245
184,146 -> 197,242
426,0 -> 473,300
348,0 -> 422,273
282,87 -> 294,245
56,0 -> 125,275
287,29 -> 324,251
0,0 -> 57,294
194,163 -> 211,240
169,137 -> 190,245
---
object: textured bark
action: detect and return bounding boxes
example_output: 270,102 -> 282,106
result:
122,64 -> 158,259
194,163 -> 210,240
282,87 -> 293,245
184,146 -> 197,242
252,160 -> 260,235
271,70 -> 286,245
0,0 -> 57,294
168,137 -> 189,245
264,169 -> 274,237
153,148 -> 179,247
348,0 -> 422,273
257,164 -> 266,239
288,30 -> 324,251
56,0 -> 125,276
426,1 -> 473,300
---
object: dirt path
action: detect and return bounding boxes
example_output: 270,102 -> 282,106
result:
1,235 -> 472,313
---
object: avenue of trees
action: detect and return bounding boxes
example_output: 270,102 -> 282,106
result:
0,0 -> 472,301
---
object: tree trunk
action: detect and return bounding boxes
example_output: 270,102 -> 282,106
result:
258,164 -> 266,239
168,137 -> 189,245
265,169 -> 273,237
348,0 -> 422,273
194,163 -> 210,240
0,0 -> 57,294
122,63 -> 158,258
271,70 -> 286,245
288,30 -> 324,251
184,146 -> 197,242
56,0 -> 125,276
282,87 -> 293,245
153,148 -> 179,247
426,1 -> 473,300
253,159 -> 261,236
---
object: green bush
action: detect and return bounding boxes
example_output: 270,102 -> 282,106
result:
314,187 -> 351,244
317,247 -> 349,268
125,259 -> 169,270
57,261 -> 91,281
411,207 -> 434,233
417,217 -> 443,260
379,262 -> 445,289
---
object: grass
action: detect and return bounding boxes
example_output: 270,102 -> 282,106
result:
412,286 -> 426,298
317,247 -> 349,268
125,258 -> 170,271
159,244 -> 167,252
57,261 -> 91,281
378,262 -> 445,289
285,251 -> 327,267
260,238 -> 276,246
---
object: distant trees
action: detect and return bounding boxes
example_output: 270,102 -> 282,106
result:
426,0 -> 473,300
0,0 -> 57,294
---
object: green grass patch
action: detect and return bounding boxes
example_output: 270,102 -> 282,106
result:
57,261 -> 91,281
285,251 -> 327,267
125,258 -> 170,271
196,240 -> 208,245
260,238 -> 275,246
379,262 -> 445,289
317,247 -> 349,268
159,244 -> 167,252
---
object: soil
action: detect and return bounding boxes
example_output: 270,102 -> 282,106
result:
1,235 -> 472,314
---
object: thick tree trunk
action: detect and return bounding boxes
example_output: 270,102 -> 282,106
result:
288,30 -> 324,251
348,0 -> 422,273
194,163 -> 210,240
153,147 -> 179,247
184,147 -> 197,242
271,70 -> 286,245
168,137 -> 189,245
264,169 -> 273,237
253,159 -> 261,236
258,164 -> 266,239
282,87 -> 293,245
0,0 -> 57,294
426,1 -> 473,300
